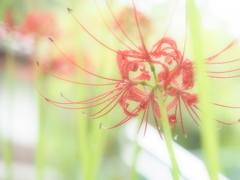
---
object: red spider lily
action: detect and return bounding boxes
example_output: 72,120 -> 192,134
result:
36,0 -> 240,137
21,11 -> 56,36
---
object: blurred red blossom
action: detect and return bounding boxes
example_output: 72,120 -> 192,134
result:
21,11 -> 56,36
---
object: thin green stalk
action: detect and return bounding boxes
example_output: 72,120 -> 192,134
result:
148,47 -> 180,180
187,0 -> 220,179
157,88 -> 180,180
2,141 -> 13,180
3,39 -> 15,180
35,71 -> 45,180
75,77 -> 89,180
34,38 -> 46,180
88,124 -> 105,180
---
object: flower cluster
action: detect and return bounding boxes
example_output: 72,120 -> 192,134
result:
36,3 -> 240,137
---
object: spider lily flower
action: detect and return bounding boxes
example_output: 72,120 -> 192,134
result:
21,11 -> 56,36
36,0 -> 240,138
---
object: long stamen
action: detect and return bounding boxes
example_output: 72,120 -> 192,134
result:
212,103 -> 240,108
37,62 -> 119,86
207,58 -> 240,65
83,88 -> 128,118
137,102 -> 148,136
100,107 -> 139,129
61,91 -> 116,105
104,0 -> 140,51
131,0 -> 148,56
143,102 -> 150,137
61,86 -> 121,104
44,87 -> 129,109
163,0 -> 180,38
56,90 -> 117,105
100,116 -> 132,129
215,119 -> 240,125
67,8 -> 145,59
173,102 -> 178,138
208,68 -> 240,74
93,0 -> 138,51
179,96 -> 186,137
194,105 -> 240,125
206,39 -> 238,63
179,0 -> 188,64
49,38 -> 121,81
182,101 -> 201,127
152,99 -> 163,139
208,74 -> 240,79
82,95 -> 120,119
49,96 -> 115,110
189,105 -> 202,123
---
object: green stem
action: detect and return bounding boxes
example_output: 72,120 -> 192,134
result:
34,37 -> 46,180
187,0 -> 220,179
35,72 -> 45,180
77,111 -> 89,179
3,38 -> 15,180
157,88 -> 180,180
2,141 -> 13,180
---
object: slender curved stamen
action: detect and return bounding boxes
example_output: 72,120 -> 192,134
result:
83,88 -> 128,118
173,102 -> 178,137
183,101 -> 201,127
179,0 -> 188,64
61,91 -> 116,105
206,39 -> 238,63
49,37 -> 121,81
100,108 -> 138,129
49,95 -> 117,109
131,0 -> 148,56
67,8 -> 145,59
189,105 -> 202,123
104,0 -> 140,51
82,95 -> 120,119
212,103 -> 240,108
37,62 -> 120,86
208,68 -> 240,74
194,105 -> 239,125
207,58 -> 240,65
143,102 -> 151,137
208,75 -> 240,79
178,96 -> 186,136
137,109 -> 146,135
60,85 -> 122,104
55,91 -> 116,105
93,0 -> 139,52
163,0 -> 180,38
100,116 -> 132,129
215,119 -> 240,125
151,99 -> 163,139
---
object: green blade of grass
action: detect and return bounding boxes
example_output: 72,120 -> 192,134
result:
3,38 -> 16,180
187,0 -> 220,179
